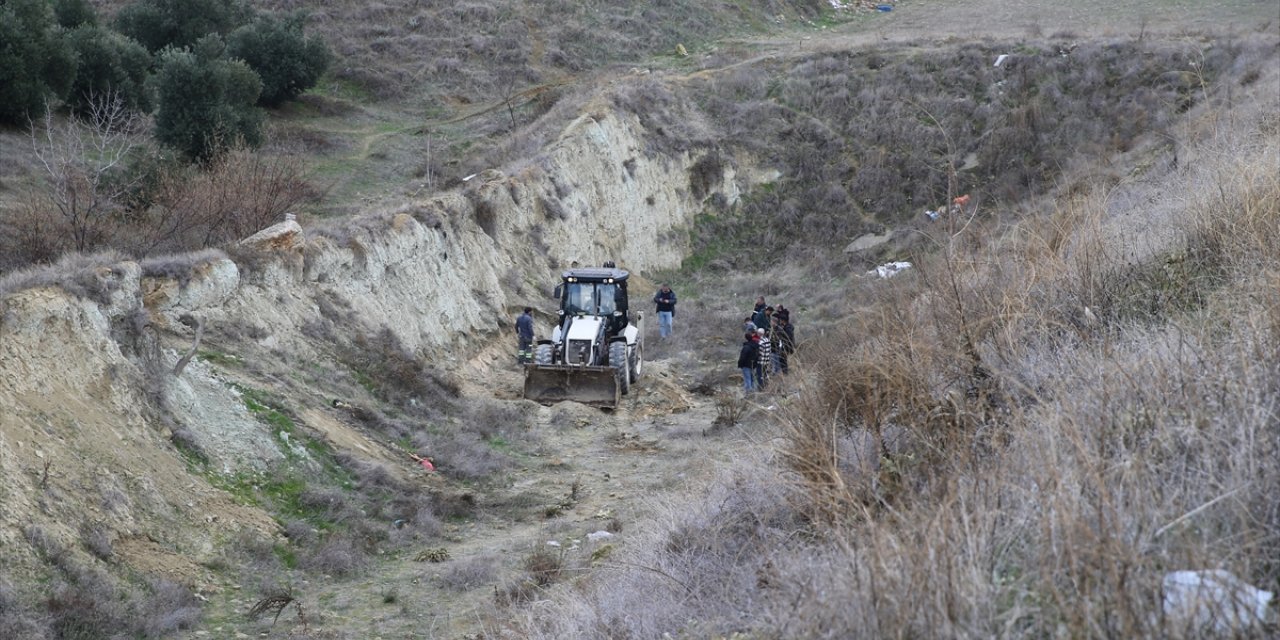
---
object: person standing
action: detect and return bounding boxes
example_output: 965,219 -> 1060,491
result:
737,332 -> 758,393
775,304 -> 790,324
751,297 -> 768,330
516,307 -> 534,364
769,314 -> 782,374
654,284 -> 677,338
777,316 -> 795,374
754,327 -> 771,391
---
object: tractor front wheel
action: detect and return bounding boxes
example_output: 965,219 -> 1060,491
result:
534,343 -> 554,365
629,341 -> 642,384
609,341 -> 630,395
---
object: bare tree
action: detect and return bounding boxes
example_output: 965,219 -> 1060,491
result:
29,92 -> 147,252
131,146 -> 319,254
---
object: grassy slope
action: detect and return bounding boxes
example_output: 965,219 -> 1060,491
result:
506,2 -> 1280,638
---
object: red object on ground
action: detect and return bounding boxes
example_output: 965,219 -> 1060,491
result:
420,458 -> 435,472
952,194 -> 970,206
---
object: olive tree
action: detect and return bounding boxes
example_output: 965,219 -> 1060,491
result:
150,36 -> 263,161
0,0 -> 77,125
225,12 -> 330,107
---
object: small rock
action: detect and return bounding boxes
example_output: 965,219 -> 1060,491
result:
587,531 -> 614,542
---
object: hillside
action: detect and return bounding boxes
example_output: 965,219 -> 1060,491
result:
1,0 -> 1278,638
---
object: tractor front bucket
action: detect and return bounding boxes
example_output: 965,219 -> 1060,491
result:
523,364 -> 621,409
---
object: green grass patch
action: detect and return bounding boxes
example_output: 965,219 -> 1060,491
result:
311,75 -> 374,103
273,543 -> 299,569
211,470 -> 343,530
233,385 -> 355,488
197,349 -> 243,367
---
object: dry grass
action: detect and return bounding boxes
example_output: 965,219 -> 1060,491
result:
509,53 -> 1280,639
687,36 -> 1276,266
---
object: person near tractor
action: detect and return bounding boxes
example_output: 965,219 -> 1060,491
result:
754,327 -> 771,390
654,284 -> 677,338
516,307 -> 534,364
738,332 -> 759,393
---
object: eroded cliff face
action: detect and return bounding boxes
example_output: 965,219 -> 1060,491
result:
0,99 -> 740,587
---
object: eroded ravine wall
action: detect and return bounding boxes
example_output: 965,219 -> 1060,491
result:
0,99 -> 740,586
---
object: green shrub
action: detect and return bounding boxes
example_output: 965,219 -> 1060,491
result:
53,0 -> 96,28
0,0 -> 77,125
65,26 -> 152,113
226,12 -> 330,107
114,0 -> 251,53
150,36 -> 264,161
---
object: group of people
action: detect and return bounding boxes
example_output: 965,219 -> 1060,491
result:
738,296 -> 795,393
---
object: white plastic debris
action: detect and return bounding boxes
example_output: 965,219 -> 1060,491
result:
462,173 -> 478,182
994,54 -> 1009,67
546,540 -> 561,548
1162,570 -> 1273,634
586,530 -> 614,543
867,261 -> 913,279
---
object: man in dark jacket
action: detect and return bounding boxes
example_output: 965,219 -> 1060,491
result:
777,316 -> 795,374
737,332 -> 759,393
516,307 -> 534,364
654,284 -> 677,338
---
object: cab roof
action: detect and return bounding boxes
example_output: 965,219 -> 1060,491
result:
561,267 -> 629,282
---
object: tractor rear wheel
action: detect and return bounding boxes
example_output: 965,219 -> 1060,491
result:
609,341 -> 630,395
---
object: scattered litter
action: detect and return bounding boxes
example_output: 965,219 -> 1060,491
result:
868,261 -> 913,279
994,54 -> 1010,67
587,530 -> 614,543
1162,570 -> 1273,634
925,209 -> 940,221
876,4 -> 892,11
546,540 -> 561,548
410,451 -> 435,472
461,173 -> 477,182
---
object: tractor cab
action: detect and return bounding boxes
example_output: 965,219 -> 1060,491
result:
554,266 -> 630,338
